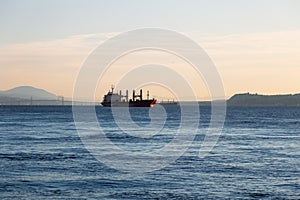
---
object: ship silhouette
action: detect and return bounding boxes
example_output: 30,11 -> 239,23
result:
101,86 -> 157,107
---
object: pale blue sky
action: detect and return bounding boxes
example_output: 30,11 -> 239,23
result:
1,0 -> 299,45
1,0 -> 300,99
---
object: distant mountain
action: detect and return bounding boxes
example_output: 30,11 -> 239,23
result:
228,93 -> 300,106
0,86 -> 57,100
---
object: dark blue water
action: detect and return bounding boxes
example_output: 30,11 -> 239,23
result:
0,106 -> 299,199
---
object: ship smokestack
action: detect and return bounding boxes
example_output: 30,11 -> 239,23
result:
147,91 -> 149,100
126,90 -> 128,102
140,89 -> 143,100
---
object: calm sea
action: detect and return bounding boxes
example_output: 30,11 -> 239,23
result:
0,106 -> 299,199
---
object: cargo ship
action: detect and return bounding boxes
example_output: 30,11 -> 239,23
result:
158,100 -> 178,106
101,86 -> 157,107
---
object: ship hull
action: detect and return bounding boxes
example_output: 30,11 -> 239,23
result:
101,99 -> 156,107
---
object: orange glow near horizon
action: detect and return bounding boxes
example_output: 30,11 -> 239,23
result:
1,31 -> 299,100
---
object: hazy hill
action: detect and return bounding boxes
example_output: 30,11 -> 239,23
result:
228,93 -> 300,106
0,86 -> 57,100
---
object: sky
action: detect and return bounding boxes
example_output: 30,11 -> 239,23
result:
0,0 -> 299,100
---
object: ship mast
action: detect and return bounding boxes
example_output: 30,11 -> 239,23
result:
111,84 -> 115,93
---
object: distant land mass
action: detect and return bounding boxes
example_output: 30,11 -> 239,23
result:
227,92 -> 300,107
0,86 -> 57,100
0,86 -> 300,106
0,86 -> 90,105
0,86 -> 61,105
